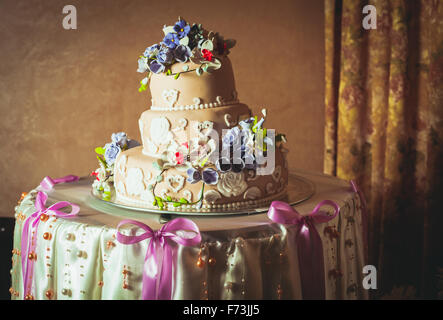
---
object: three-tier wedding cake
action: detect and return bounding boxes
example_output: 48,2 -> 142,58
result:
93,18 -> 289,212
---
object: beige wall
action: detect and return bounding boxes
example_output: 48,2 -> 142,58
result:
0,0 -> 324,217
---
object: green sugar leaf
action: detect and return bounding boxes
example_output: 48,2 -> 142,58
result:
95,147 -> 105,155
96,155 -> 108,168
166,196 -> 172,201
174,72 -> 181,80
173,202 -> 181,207
179,197 -> 189,204
152,161 -> 162,171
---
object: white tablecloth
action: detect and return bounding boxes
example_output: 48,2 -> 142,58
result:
10,170 -> 368,300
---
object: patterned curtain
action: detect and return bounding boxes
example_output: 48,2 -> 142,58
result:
325,0 -> 443,298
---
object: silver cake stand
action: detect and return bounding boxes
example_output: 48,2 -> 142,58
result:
90,172 -> 315,221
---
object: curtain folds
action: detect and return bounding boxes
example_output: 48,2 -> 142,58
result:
324,0 -> 443,298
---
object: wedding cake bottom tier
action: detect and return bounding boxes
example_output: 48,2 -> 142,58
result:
113,146 -> 289,211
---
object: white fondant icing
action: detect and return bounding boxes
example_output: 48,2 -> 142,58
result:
150,117 -> 172,146
162,89 -> 179,107
160,189 -> 169,199
126,168 -> 145,196
139,119 -> 146,149
216,96 -> 224,104
116,181 -> 126,195
116,154 -> 127,177
183,190 -> 193,202
172,118 -> 188,132
217,172 -> 248,197
166,174 -> 185,193
140,188 -> 155,203
224,113 -> 236,127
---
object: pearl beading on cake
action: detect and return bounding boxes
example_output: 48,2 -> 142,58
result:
115,188 -> 287,212
150,99 -> 240,111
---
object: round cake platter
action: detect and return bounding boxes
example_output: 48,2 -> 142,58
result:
89,172 -> 315,221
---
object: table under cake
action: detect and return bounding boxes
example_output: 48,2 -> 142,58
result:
10,170 -> 368,300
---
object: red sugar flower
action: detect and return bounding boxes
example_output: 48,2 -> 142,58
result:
91,171 -> 99,181
175,152 -> 184,165
202,49 -> 213,61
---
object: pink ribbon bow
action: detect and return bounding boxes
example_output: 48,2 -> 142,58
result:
350,180 -> 368,262
40,175 -> 79,191
116,218 -> 201,300
267,200 -> 340,299
21,191 -> 80,298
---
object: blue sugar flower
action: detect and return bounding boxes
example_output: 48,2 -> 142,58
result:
143,44 -> 160,57
137,57 -> 149,73
149,60 -> 165,74
163,32 -> 180,49
222,127 -> 241,146
111,132 -> 128,148
174,45 -> 192,63
104,142 -> 121,166
173,20 -> 191,38
202,168 -> 219,185
239,117 -> 255,130
157,47 -> 174,65
187,167 -> 201,184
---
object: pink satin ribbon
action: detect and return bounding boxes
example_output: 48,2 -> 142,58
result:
267,200 -> 340,299
116,218 -> 201,300
350,180 -> 368,262
21,191 -> 80,298
40,175 -> 79,191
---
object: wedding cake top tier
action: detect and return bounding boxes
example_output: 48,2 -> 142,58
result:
137,18 -> 238,110
149,57 -> 238,110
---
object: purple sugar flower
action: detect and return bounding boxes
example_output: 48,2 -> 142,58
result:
174,45 -> 192,63
202,168 -> 219,185
187,167 -> 218,185
187,167 -> 201,184
149,60 -> 165,74
157,47 -> 174,65
173,20 -> 191,38
104,142 -> 121,166
163,32 -> 180,49
143,44 -> 160,57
